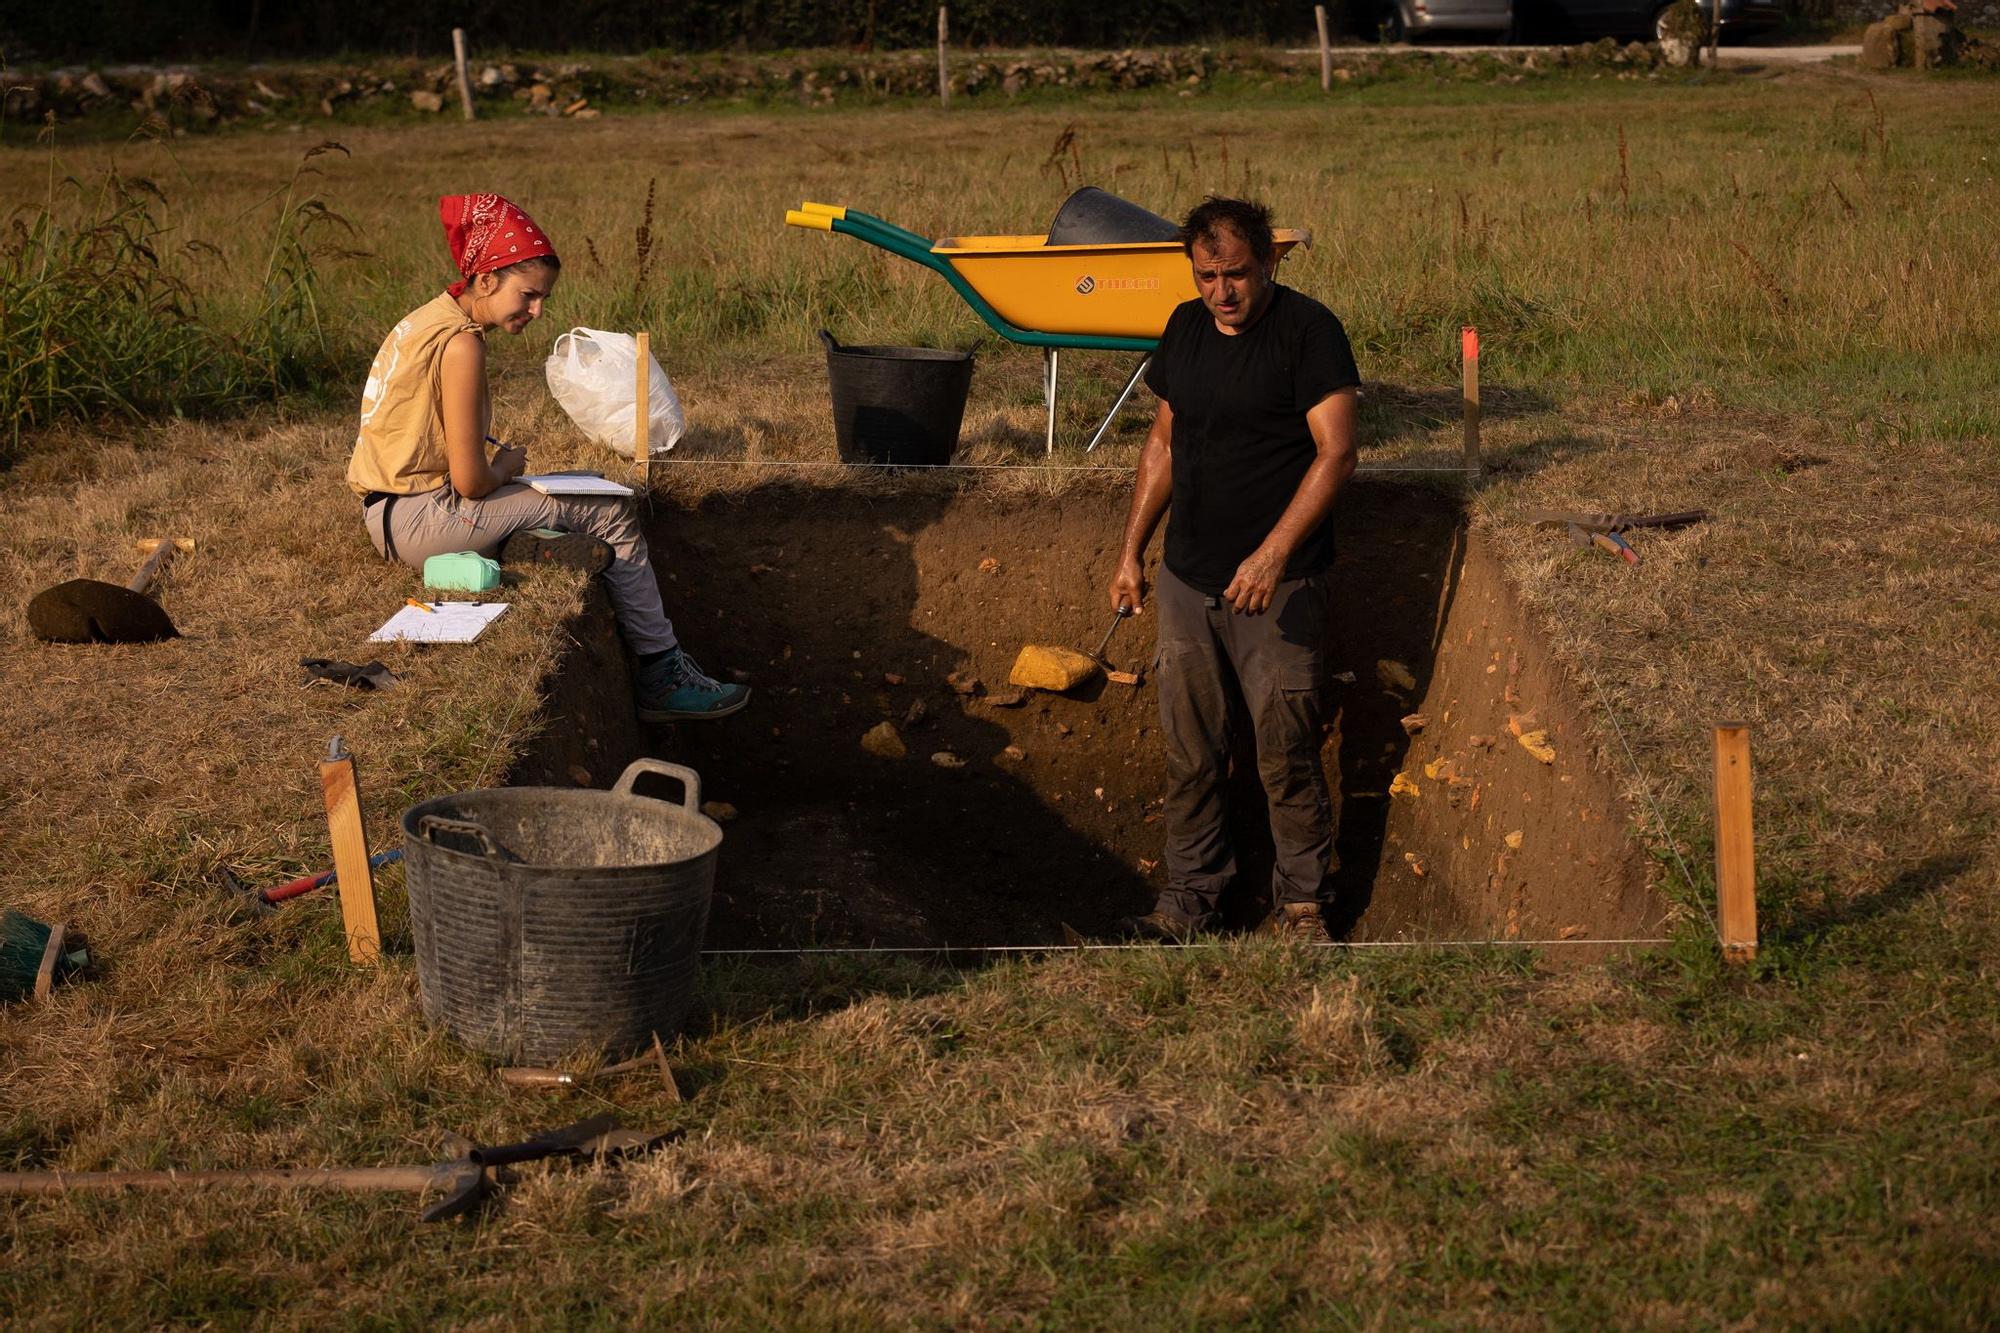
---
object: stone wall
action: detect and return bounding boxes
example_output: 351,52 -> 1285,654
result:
1834,0 -> 2000,25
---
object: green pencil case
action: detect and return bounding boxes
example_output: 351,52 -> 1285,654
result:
423,551 -> 501,592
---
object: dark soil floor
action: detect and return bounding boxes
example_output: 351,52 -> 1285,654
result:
632,477 -> 1659,950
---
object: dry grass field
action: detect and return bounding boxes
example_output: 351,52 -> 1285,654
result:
1,59 -> 1996,1325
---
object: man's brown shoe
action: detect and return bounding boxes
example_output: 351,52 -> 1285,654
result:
1113,909 -> 1214,944
1262,901 -> 1333,944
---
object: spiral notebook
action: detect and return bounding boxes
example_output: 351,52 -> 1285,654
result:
521,473 -> 634,498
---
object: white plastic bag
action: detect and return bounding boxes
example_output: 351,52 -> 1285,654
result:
544,327 -> 685,459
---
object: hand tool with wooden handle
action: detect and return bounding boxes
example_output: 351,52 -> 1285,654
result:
26,537 -> 194,644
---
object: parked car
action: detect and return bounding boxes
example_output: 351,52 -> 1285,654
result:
1380,0 -> 1787,42
1379,0 -> 1513,42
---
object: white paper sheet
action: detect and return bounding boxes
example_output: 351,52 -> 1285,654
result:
521,473 -> 635,498
369,601 -> 510,644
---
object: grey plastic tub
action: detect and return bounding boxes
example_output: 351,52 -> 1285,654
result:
400,759 -> 720,1063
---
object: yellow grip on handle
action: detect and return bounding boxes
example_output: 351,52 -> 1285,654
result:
799,202 -> 848,219
785,209 -> 832,231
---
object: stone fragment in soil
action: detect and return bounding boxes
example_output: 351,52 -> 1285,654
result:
1400,713 -> 1429,735
947,670 -> 983,696
1504,829 -> 1524,850
931,752 -> 966,769
1001,745 -> 1026,761
984,690 -> 1027,708
1377,659 -> 1417,691
1010,645 -> 1099,692
1516,731 -> 1556,764
861,722 -> 906,760
703,801 -> 739,822
904,700 -> 928,726
1404,852 -> 1427,876
1389,772 -> 1421,799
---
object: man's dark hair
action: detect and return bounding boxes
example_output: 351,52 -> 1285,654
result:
1179,196 -> 1275,265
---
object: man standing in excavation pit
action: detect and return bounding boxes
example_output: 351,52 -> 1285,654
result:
1109,195 -> 1361,944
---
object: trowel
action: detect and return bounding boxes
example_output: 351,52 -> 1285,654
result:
27,537 -> 193,644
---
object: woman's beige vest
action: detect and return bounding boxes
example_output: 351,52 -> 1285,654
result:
346,293 -> 482,497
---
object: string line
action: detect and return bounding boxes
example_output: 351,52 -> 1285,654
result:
704,938 -> 1670,957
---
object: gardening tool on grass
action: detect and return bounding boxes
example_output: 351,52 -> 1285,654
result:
0,909 -> 89,1003
1528,510 -> 1705,568
0,1113 -> 672,1223
258,849 -> 406,906
27,537 -> 193,644
498,1033 -> 682,1099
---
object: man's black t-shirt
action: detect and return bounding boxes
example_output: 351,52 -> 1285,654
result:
1143,284 -> 1361,597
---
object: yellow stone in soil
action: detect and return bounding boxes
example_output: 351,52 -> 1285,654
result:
1009,645 -> 1101,693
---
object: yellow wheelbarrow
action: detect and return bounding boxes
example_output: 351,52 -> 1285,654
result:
784,191 -> 1309,453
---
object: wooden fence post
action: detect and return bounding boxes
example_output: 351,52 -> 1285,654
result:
319,737 -> 381,965
452,28 -> 476,121
634,330 -> 651,487
1461,325 -> 1482,476
938,8 -> 951,110
1713,723 -> 1757,963
1316,6 -> 1333,92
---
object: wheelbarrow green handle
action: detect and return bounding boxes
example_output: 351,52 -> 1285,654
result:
797,202 -> 934,252
785,205 -> 1158,355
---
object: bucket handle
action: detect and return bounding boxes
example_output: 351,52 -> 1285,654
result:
417,814 -> 521,863
611,759 -> 703,812
818,329 -> 840,355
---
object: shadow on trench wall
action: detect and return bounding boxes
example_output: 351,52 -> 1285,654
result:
641,479 -> 1164,949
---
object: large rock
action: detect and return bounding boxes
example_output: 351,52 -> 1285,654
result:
1861,18 -> 1909,68
1009,645 -> 1100,693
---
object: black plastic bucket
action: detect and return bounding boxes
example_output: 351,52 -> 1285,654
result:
400,759 -> 720,1063
821,329 -> 973,467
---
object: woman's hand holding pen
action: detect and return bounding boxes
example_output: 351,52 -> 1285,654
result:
486,434 -> 528,484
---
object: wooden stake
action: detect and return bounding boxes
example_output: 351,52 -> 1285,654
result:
1713,723 -> 1757,963
1316,5 -> 1333,92
1708,0 -> 1720,68
633,330 -> 651,487
1461,325 -> 1482,476
937,8 -> 950,110
319,737 -> 381,965
452,28 -> 475,121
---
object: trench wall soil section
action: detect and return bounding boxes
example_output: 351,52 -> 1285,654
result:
508,581 -> 649,792
513,480 -> 1656,949
1355,533 -> 1664,944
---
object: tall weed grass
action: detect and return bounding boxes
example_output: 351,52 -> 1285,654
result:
0,130 -> 359,451
4,75 -> 1997,446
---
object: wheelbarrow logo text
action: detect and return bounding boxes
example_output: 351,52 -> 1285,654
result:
1075,274 -> 1159,296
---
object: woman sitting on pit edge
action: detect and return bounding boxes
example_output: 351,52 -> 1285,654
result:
345,192 -> 747,722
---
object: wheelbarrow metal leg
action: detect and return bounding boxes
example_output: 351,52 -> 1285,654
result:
1043,346 -> 1060,455
1084,356 -> 1152,454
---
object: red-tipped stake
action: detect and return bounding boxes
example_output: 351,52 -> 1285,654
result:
1461,325 -> 1482,476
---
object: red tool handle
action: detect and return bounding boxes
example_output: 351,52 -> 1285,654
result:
261,869 -> 333,903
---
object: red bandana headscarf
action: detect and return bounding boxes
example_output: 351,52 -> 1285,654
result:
439,193 -> 558,298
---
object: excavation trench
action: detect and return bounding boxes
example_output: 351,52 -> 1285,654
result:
517,479 -> 1664,953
